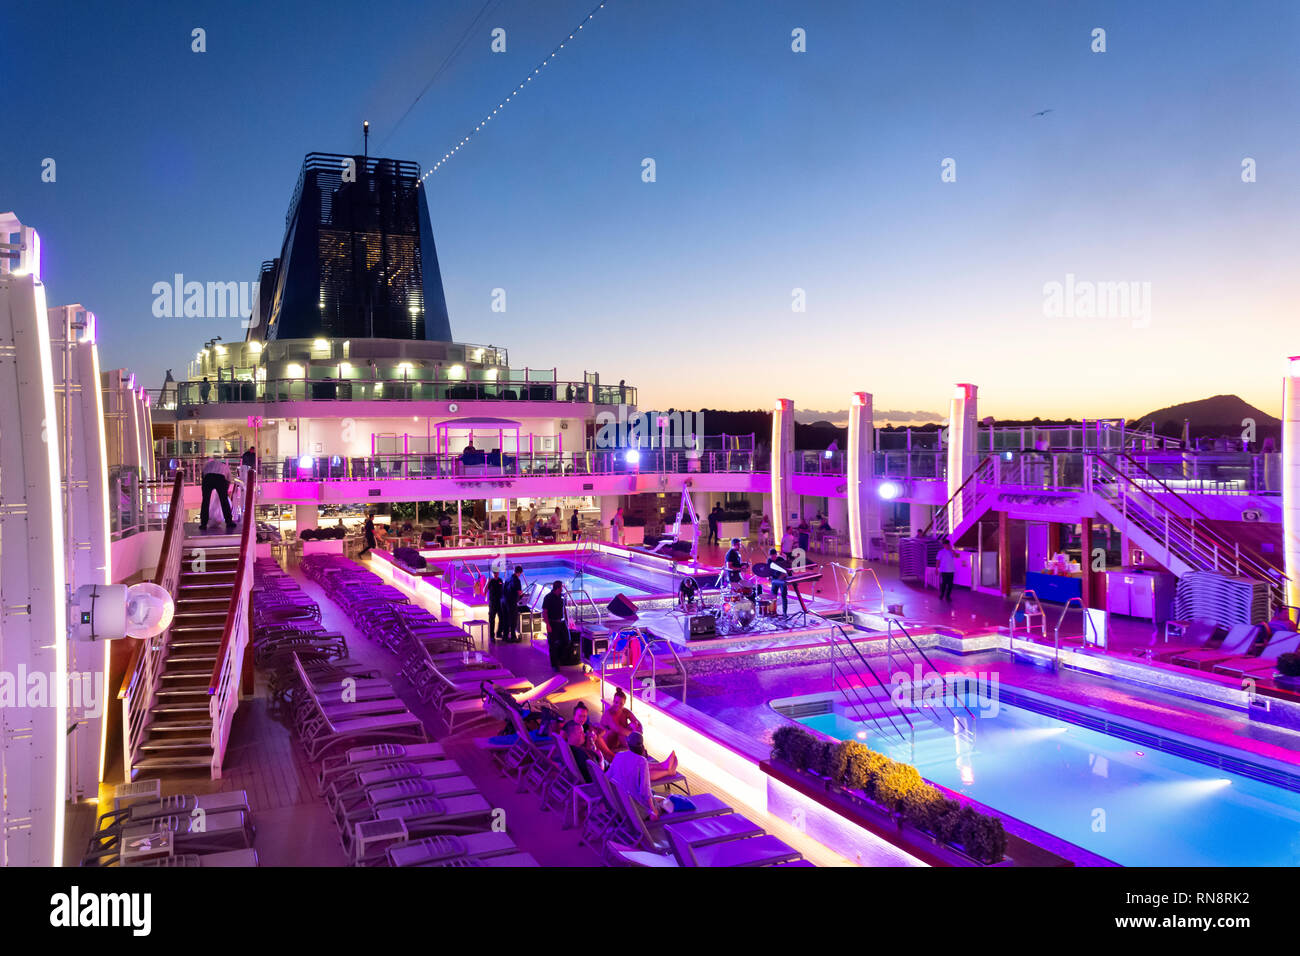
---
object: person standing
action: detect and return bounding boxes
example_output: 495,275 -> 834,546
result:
610,506 -> 624,546
541,580 -> 570,669
503,566 -> 525,642
199,456 -> 235,532
937,540 -> 957,602
569,508 -> 579,539
200,377 -> 212,404
359,512 -> 376,556
487,569 -> 505,641
707,503 -> 722,546
724,537 -> 745,585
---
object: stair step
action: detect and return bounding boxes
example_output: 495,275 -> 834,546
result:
161,671 -> 211,683
140,735 -> 213,751
151,701 -> 211,714
171,625 -> 225,634
133,755 -> 213,772
147,718 -> 213,733
165,653 -> 217,665
154,687 -> 210,699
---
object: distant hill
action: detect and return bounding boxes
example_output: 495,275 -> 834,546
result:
1136,394 -> 1279,443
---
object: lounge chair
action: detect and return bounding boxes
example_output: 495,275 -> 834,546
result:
1168,624 -> 1264,670
1212,630 -> 1300,679
608,780 -> 765,857
317,741 -> 447,792
385,832 -> 520,867
84,811 -> 254,866
134,848 -> 259,867
664,822 -> 804,867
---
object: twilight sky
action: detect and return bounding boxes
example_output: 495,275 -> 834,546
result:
3,0 -> 1297,421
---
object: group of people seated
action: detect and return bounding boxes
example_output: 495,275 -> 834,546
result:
558,690 -> 691,818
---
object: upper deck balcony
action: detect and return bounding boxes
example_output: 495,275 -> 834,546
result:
154,336 -> 636,412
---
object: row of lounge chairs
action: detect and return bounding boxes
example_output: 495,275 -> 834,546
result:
479,685 -> 812,867
277,651 -> 539,866
277,555 -> 542,865
83,790 -> 258,867
1153,621 -> 1300,679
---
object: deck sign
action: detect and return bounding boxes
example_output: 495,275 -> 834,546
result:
49,887 -> 152,936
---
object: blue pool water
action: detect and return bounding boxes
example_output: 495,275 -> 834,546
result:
798,704 -> 1300,866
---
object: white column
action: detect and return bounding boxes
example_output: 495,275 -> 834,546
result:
1283,356 -> 1300,611
0,225 -> 68,866
946,383 -> 978,530
847,391 -> 877,558
295,504 -> 318,534
771,399 -> 795,545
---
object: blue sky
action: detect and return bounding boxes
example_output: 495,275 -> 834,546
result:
3,0 -> 1297,420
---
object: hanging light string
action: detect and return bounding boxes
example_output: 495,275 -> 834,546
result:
420,0 -> 610,182
380,0 -> 506,150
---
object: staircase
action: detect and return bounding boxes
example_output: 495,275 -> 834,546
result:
1089,454 -> 1287,611
134,537 -> 240,773
925,456 -> 995,543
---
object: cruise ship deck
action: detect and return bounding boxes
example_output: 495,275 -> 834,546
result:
3,0 -> 1297,936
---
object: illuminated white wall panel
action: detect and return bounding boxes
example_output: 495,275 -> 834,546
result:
946,383 -> 978,531
847,391 -> 878,559
771,399 -> 795,545
1283,357 -> 1300,611
0,224 -> 68,866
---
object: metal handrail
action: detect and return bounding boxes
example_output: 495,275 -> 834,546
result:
1052,596 -> 1102,671
923,455 -> 995,537
1007,588 -> 1046,648
886,618 -> 976,728
827,623 -> 913,747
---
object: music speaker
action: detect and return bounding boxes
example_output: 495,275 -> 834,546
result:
607,593 -> 639,619
688,614 -> 716,638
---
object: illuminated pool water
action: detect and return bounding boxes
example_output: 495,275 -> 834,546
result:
797,703 -> 1300,866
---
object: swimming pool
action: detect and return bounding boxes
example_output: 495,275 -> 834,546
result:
796,700 -> 1300,866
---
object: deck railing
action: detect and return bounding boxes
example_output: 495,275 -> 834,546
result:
208,475 -> 257,778
118,470 -> 186,779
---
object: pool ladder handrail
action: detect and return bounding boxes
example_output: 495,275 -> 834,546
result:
598,626 -> 688,707
1007,588 -> 1047,654
1051,596 -> 1103,671
827,623 -> 914,756
886,618 -> 977,738
563,585 -> 604,626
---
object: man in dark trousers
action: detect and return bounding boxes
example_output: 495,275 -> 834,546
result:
502,566 -> 525,641
569,509 -> 579,538
707,503 -> 723,545
199,456 -> 235,532
359,512 -> 376,556
541,580 -> 570,669
724,537 -> 746,585
487,569 -> 505,641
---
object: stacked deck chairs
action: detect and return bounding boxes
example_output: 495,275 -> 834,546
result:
252,559 -> 349,712
476,685 -> 809,867
83,790 -> 257,867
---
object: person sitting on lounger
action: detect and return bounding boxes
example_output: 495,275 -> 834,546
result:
562,720 -> 595,784
601,691 -> 677,780
607,733 -> 692,819
573,702 -> 613,762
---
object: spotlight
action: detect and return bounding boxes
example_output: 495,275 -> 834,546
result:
878,480 -> 903,500
298,455 -> 314,469
625,449 -> 640,465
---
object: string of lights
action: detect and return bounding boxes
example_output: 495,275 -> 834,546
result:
420,0 -> 610,183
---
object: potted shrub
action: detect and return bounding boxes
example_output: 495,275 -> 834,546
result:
1275,652 -> 1300,690
873,760 -> 925,813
